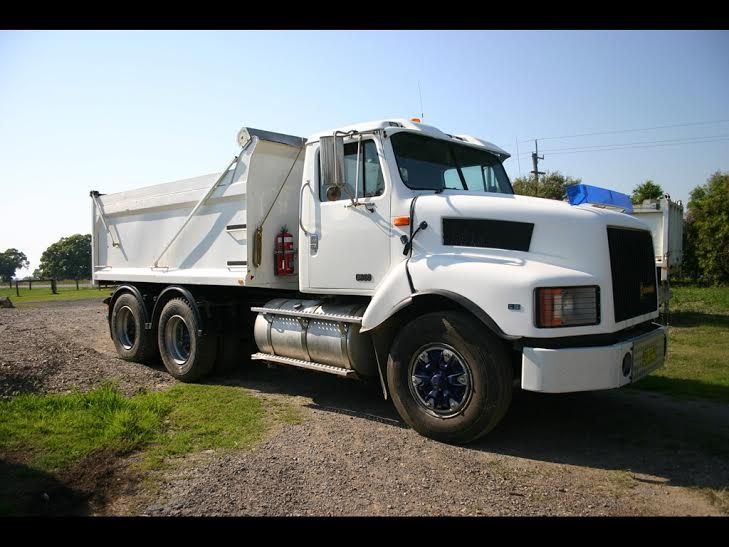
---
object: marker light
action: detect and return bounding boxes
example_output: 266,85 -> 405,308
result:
535,286 -> 600,328
410,118 -> 421,123
393,216 -> 410,227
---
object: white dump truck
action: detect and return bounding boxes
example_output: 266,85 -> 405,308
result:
91,118 -> 667,444
632,196 -> 684,306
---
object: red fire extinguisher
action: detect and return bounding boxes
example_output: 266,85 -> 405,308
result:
274,226 -> 295,276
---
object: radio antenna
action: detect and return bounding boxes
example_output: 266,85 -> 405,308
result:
417,80 -> 424,119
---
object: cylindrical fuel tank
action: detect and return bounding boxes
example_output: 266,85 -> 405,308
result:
253,298 -> 377,376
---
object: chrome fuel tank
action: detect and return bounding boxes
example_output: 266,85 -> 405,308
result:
253,298 -> 376,376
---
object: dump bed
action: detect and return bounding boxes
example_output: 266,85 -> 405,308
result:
632,197 -> 684,276
91,128 -> 305,289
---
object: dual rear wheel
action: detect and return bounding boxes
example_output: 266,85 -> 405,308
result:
110,294 -> 218,382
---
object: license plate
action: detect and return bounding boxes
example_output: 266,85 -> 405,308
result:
631,330 -> 665,382
642,345 -> 657,365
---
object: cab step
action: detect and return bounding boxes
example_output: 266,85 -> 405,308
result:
251,352 -> 357,377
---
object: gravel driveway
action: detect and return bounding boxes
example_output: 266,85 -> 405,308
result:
2,299 -> 728,516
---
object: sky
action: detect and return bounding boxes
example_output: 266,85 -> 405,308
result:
1,30 -> 728,277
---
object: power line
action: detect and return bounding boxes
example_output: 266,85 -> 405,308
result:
518,118 -> 729,144
518,133 -> 729,156
518,135 -> 729,157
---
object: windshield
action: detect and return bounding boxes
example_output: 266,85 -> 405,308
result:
390,132 -> 513,194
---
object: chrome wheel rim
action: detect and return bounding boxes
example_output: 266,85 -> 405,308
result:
115,305 -> 136,350
408,344 -> 473,418
164,315 -> 191,365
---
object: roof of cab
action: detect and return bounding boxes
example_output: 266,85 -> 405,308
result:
305,118 -> 510,159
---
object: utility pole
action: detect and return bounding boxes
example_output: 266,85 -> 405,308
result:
531,139 -> 545,190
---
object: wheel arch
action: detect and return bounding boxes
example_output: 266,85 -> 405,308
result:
370,291 -> 520,399
107,284 -> 150,336
151,285 -> 207,337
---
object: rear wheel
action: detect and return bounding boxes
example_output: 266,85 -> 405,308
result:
157,298 -> 217,382
110,292 -> 158,363
387,311 -> 513,444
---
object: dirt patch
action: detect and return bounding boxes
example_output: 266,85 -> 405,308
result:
0,300 -> 173,398
1,300 -> 728,516
138,366 -> 728,516
0,448 -> 139,516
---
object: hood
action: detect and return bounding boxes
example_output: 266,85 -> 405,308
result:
414,191 -> 648,232
410,191 -> 651,275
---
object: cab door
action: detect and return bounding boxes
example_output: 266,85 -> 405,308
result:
306,138 -> 391,292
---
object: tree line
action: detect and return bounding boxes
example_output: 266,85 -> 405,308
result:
513,171 -> 729,285
511,170 -> 729,285
0,234 -> 92,283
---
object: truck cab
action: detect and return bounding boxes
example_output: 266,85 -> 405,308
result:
93,118 -> 667,444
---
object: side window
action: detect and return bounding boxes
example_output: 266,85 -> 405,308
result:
363,141 -> 385,197
452,144 -> 508,193
443,168 -> 463,190
319,140 -> 385,201
461,165 -> 486,191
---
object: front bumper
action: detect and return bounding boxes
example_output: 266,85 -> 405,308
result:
521,323 -> 667,393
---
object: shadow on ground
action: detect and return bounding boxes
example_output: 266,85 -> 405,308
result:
211,362 -> 729,495
668,311 -> 729,328
0,458 -> 89,516
0,448 -> 139,516
629,375 -> 729,404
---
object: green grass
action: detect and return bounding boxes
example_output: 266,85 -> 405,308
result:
0,382 -> 301,514
140,385 -> 300,469
0,286 -> 110,306
0,383 -> 297,472
631,286 -> 729,403
0,384 -> 167,472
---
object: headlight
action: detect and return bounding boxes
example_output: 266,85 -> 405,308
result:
535,286 -> 600,328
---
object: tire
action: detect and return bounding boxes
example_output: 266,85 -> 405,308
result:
157,297 -> 217,382
387,311 -> 513,445
110,292 -> 158,364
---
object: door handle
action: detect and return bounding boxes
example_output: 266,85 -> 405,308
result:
299,181 -> 312,236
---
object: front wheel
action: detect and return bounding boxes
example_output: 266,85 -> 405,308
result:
387,311 -> 513,444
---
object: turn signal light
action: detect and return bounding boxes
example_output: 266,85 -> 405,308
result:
393,216 -> 410,227
535,286 -> 600,328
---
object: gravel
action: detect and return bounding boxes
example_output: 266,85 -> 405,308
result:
0,300 -> 172,398
1,300 -> 727,516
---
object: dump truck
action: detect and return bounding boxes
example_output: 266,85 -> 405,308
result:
91,118 -> 667,444
632,196 -> 684,306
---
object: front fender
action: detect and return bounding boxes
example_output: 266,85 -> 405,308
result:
407,252 -> 598,338
360,260 -> 412,332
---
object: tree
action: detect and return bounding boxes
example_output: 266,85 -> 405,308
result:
685,171 -> 729,285
512,171 -> 581,201
0,248 -> 29,282
38,234 -> 92,280
680,214 -> 701,282
631,180 -> 664,204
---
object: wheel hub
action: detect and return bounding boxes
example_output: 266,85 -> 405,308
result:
408,344 -> 473,418
115,305 -> 136,350
164,315 -> 191,366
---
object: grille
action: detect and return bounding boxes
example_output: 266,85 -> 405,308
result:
607,227 -> 657,323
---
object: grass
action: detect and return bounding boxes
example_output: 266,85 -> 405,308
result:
631,286 -> 729,403
0,382 -> 301,514
0,286 -> 111,306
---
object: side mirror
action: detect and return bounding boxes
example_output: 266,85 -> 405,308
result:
320,135 -> 345,190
